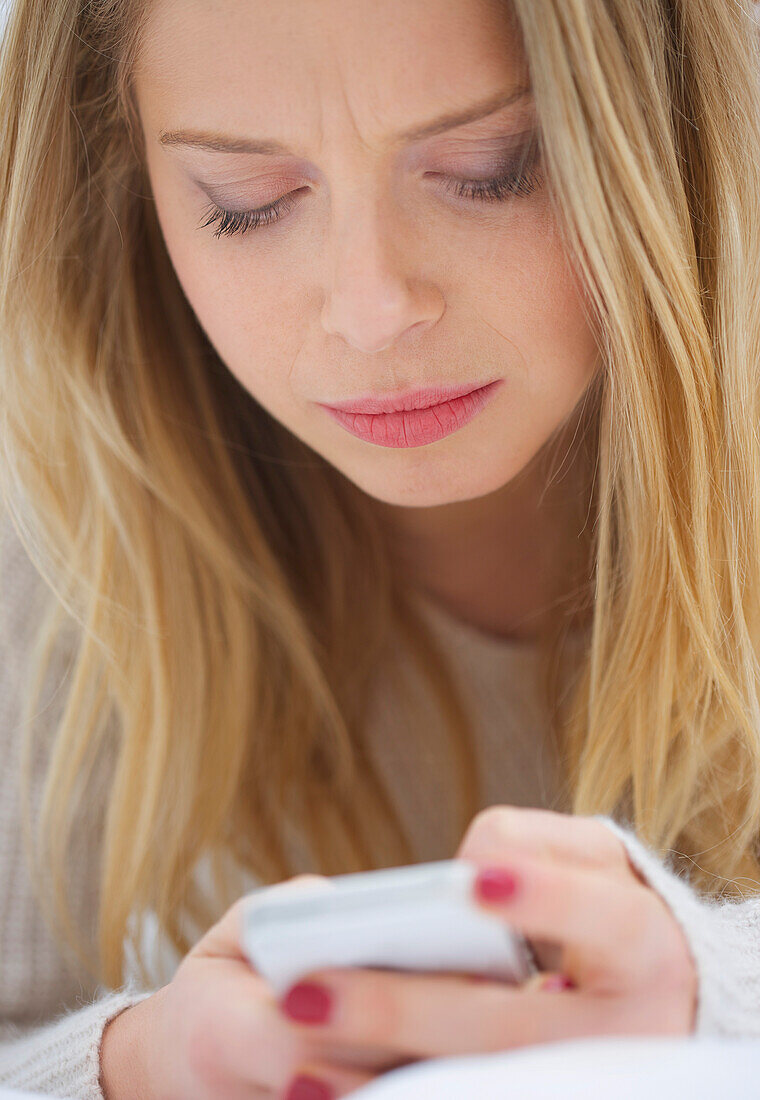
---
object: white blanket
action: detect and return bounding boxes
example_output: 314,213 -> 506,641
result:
350,1035 -> 760,1099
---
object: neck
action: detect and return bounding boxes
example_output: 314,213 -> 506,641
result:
374,413 -> 596,644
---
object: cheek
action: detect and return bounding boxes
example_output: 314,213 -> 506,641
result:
145,157 -> 305,407
149,173 -> 305,405
472,210 -> 602,406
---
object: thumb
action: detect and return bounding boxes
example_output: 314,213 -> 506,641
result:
189,873 -> 331,962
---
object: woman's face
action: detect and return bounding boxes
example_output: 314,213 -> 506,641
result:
133,0 -> 601,509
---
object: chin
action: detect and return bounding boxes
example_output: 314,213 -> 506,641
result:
344,458 -> 517,509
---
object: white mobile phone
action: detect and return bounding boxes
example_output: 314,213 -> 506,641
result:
240,858 -> 539,995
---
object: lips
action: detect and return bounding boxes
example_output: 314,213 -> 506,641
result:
319,381 -> 499,416
318,379 -> 505,449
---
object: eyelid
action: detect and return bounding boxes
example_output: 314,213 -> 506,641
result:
407,125 -> 539,168
193,131 -> 540,209
190,173 -> 305,210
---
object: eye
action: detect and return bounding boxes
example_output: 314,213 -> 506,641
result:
437,162 -> 543,204
198,140 -> 544,240
433,134 -> 544,206
198,190 -> 303,239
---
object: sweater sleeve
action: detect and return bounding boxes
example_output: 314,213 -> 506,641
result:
595,814 -> 760,1037
0,507 -> 158,1098
0,987 -> 154,1099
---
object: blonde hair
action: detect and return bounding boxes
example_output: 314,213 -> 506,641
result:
1,0 -> 759,990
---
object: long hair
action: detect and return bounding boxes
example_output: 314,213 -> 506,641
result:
1,0 -> 759,989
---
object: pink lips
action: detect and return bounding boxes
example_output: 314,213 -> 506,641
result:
317,379 -> 504,448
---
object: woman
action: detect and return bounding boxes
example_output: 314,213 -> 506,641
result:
1,0 -> 760,1097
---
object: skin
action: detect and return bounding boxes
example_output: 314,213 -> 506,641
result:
132,0 -> 603,643
100,3 -> 697,1098
100,809 -> 698,1099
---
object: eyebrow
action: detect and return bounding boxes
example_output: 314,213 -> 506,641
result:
158,83 -> 532,156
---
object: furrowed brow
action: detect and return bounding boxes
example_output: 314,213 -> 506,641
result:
158,83 -> 532,156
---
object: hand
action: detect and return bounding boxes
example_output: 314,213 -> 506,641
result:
274,808 -> 697,1091
454,805 -> 699,1033
100,876 -> 412,1100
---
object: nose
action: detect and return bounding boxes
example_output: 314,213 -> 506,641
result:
320,193 -> 444,353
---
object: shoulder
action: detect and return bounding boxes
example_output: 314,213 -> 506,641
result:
0,502 -> 82,757
0,506 -> 111,1017
0,504 -> 54,650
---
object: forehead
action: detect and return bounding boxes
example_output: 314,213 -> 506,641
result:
133,0 -> 527,152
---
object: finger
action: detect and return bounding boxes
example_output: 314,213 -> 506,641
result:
276,966 -> 659,1058
521,970 -> 574,994
498,986 -> 693,1045
456,806 -> 632,879
475,985 -> 692,1049
188,897 -> 251,962
282,1059 -> 381,1099
467,851 -> 661,986
190,962 -> 412,1092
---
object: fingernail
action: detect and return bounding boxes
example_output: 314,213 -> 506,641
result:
541,974 -> 574,992
474,866 -> 520,903
281,981 -> 334,1024
285,1074 -> 335,1100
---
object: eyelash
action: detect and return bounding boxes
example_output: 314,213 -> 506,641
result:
199,156 -> 544,240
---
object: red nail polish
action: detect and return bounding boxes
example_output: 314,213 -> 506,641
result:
281,981 -> 333,1024
541,974 -> 574,992
474,867 -> 520,903
285,1074 -> 334,1100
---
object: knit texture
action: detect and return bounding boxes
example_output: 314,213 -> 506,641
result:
597,815 -> 760,1036
0,988 -> 152,1099
2,505 -> 760,1098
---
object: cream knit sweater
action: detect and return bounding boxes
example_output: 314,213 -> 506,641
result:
1,508 -> 759,1100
